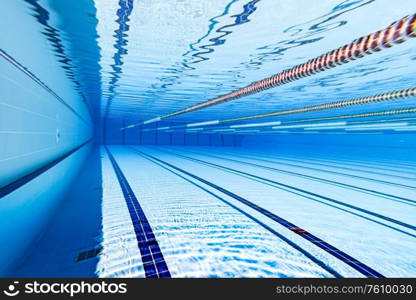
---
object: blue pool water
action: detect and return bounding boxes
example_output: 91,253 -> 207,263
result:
0,0 -> 415,278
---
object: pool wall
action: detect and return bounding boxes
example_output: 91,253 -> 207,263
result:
0,1 -> 92,274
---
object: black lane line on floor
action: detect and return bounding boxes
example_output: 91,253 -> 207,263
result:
254,152 -> 416,170
105,147 -> 171,278
201,150 -> 416,190
151,151 -> 416,240
153,148 -> 416,233
231,152 -> 416,181
171,148 -> 416,206
203,145 -> 416,180
259,155 -> 416,178
133,149 -> 384,278
0,140 -> 91,199
259,158 -> 415,189
294,155 -> 416,173
134,150 -> 342,278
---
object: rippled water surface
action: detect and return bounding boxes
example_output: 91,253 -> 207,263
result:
19,0 -> 416,126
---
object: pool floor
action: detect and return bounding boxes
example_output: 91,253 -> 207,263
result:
12,145 -> 416,278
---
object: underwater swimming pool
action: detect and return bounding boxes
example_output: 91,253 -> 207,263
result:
0,0 -> 415,278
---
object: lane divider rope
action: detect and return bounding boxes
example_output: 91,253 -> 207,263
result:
224,88 -> 416,123
270,107 -> 416,125
124,13 -> 416,129
140,88 -> 416,132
